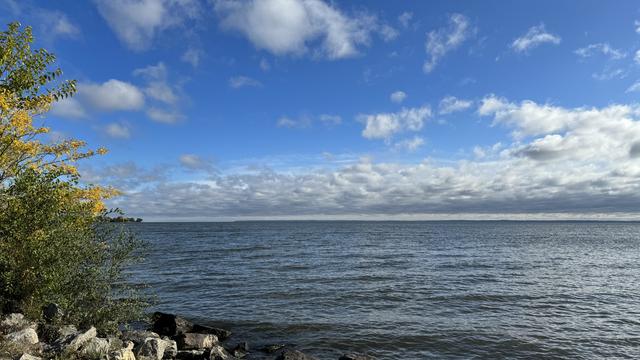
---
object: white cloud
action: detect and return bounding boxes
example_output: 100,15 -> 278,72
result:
398,12 -> 413,29
318,114 -> 342,125
379,24 -> 399,42
277,115 -> 311,128
359,106 -> 431,140
635,20 -> 640,34
94,0 -> 201,51
229,76 -> 263,88
146,107 -> 184,123
181,48 -> 203,67
259,58 -> 271,71
592,68 -> 626,81
390,91 -> 407,104
79,79 -> 145,111
393,136 -> 424,152
50,97 -> 86,119
626,80 -> 640,93
439,96 -> 473,114
423,13 -> 470,73
635,50 -> 640,64
213,0 -> 378,59
134,63 -> 179,104
179,154 -> 215,172
575,43 -> 626,60
105,97 -> 640,219
511,24 -> 560,53
104,122 -> 131,139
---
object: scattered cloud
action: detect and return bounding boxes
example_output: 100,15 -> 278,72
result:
635,50 -> 640,64
179,154 -> 216,173
79,79 -> 145,111
592,68 -> 627,81
94,0 -> 201,51
378,24 -> 399,42
2,1 -> 80,43
393,136 -> 424,152
511,24 -> 560,53
104,122 -> 131,139
424,13 -> 471,73
277,115 -> 312,128
50,97 -> 87,119
398,11 -> 413,29
213,0 -> 379,59
134,62 -> 179,105
146,107 -> 184,124
390,91 -> 407,104
626,80 -> 640,93
438,95 -> 473,114
181,48 -> 203,67
318,114 -> 342,125
635,20 -> 640,34
229,75 -> 263,89
103,97 -> 640,219
259,58 -> 271,71
575,43 -> 626,60
359,106 -> 431,140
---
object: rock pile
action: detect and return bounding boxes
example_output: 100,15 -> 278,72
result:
0,311 -> 374,360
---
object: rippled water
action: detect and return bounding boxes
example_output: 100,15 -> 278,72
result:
127,221 -> 640,359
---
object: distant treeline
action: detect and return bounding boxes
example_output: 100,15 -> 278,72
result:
108,216 -> 143,223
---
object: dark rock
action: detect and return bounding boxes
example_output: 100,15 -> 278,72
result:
176,349 -> 208,360
339,354 -> 376,360
42,303 -> 63,323
274,349 -> 317,360
191,324 -> 232,341
151,312 -> 232,341
209,345 -> 236,360
230,342 -> 248,357
152,312 -> 194,337
36,323 -> 61,344
261,344 -> 286,353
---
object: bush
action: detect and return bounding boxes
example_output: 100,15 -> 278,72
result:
0,170 -> 149,334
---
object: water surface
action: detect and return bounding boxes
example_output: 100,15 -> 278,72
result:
128,221 -> 640,359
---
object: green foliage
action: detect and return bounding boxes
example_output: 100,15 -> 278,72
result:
0,21 -> 76,104
0,170 -> 149,334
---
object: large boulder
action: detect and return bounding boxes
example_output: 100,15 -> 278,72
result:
61,326 -> 97,352
1,314 -> 34,334
5,328 -> 39,346
176,333 -> 218,350
121,330 -> 160,347
136,337 -> 178,360
151,313 -> 231,341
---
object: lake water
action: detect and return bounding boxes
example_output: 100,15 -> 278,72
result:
128,221 -> 640,359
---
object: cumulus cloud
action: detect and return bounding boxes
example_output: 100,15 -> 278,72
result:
359,106 -> 431,140
104,122 -> 131,139
390,91 -> 407,104
79,79 -> 145,111
575,43 -> 626,60
229,76 -> 263,88
213,0 -> 378,59
393,136 -> 424,152
423,13 -> 470,73
439,95 -> 473,114
134,62 -> 179,104
94,0 -> 201,50
50,97 -> 86,119
511,24 -> 560,53
101,96 -> 640,220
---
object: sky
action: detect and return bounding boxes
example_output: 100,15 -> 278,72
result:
3,0 -> 640,221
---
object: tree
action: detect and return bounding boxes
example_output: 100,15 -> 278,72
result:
0,22 -> 147,334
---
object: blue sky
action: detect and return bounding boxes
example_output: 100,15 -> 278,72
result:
4,0 -> 640,220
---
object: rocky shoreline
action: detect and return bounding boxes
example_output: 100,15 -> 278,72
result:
0,310 -> 374,360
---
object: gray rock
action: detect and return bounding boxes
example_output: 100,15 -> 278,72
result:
209,345 -> 236,360
122,330 -> 160,347
164,339 -> 178,359
111,341 -> 136,360
339,354 -> 376,360
274,349 -> 317,360
18,354 -> 42,360
136,337 -> 175,360
177,333 -> 218,350
5,328 -> 39,346
80,337 -> 111,358
151,312 -> 231,341
1,314 -> 33,334
63,326 -> 96,352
